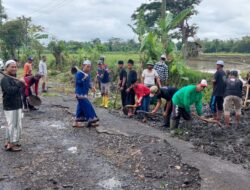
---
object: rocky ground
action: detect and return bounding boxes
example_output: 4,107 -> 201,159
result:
0,91 -> 200,189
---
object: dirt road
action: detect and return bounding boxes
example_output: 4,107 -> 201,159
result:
0,90 -> 250,190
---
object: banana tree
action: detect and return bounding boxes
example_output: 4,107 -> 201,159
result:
155,8 -> 192,55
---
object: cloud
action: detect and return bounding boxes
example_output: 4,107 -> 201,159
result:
3,0 -> 250,41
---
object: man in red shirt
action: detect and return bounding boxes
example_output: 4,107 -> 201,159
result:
130,81 -> 151,112
23,57 -> 33,77
22,73 -> 42,111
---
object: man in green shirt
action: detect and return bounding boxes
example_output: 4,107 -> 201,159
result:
170,80 -> 208,129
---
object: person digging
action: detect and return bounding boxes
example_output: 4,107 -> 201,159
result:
170,80 -> 208,130
150,86 -> 178,128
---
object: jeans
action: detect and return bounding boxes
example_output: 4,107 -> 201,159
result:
138,95 -> 150,112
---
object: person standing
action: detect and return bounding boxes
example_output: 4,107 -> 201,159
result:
150,86 -> 178,127
100,62 -> 110,108
126,59 -> 137,116
171,80 -> 208,129
1,60 -> 25,151
39,56 -> 48,92
223,71 -> 243,127
96,60 -> 103,91
142,61 -> 161,88
23,74 -> 42,111
73,60 -> 99,128
154,54 -> 169,85
23,57 -> 33,77
210,60 -> 226,120
117,60 -> 127,108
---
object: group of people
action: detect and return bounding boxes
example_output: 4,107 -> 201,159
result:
0,56 -> 48,151
1,53 -> 248,151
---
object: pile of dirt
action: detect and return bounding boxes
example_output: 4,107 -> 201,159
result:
95,134 -> 201,189
110,107 -> 250,170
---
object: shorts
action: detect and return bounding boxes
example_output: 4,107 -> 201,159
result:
41,75 -> 48,83
223,95 -> 242,115
101,82 -> 110,94
210,96 -> 224,113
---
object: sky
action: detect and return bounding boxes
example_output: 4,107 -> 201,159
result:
2,0 -> 250,41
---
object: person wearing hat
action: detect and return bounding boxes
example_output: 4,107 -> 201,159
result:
23,73 -> 43,111
210,60 -> 226,121
223,70 -> 243,127
150,86 -> 178,127
170,80 -> 208,129
154,54 -> 169,86
117,60 -> 127,108
1,60 -> 25,151
142,60 -> 161,88
73,60 -> 99,128
23,56 -> 34,77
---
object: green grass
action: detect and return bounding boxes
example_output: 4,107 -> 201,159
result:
203,53 -> 250,56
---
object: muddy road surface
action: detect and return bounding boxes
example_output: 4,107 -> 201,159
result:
0,92 -> 200,189
0,86 -> 250,189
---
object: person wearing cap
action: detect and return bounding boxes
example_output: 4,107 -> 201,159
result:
23,57 -> 33,77
154,54 -> 169,85
170,80 -> 208,129
131,81 -> 151,112
223,70 -> 243,127
117,60 -> 127,108
210,60 -> 226,121
126,59 -> 137,116
39,56 -> 48,92
100,62 -> 110,108
1,60 -> 25,151
150,86 -> 178,127
142,60 -> 161,88
73,60 -> 99,128
22,73 -> 43,111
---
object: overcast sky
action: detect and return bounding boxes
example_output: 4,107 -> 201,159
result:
3,0 -> 250,41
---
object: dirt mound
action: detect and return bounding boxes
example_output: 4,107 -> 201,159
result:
95,134 -> 201,189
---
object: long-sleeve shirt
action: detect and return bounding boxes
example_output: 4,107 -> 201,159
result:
24,76 -> 39,96
39,60 -> 48,75
133,83 -> 150,105
172,85 -> 203,116
1,76 -> 23,110
75,71 -> 92,96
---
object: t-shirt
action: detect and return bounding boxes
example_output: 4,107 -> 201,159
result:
142,69 -> 159,86
133,83 -> 150,100
212,70 -> 226,96
100,69 -> 110,83
119,68 -> 127,87
23,62 -> 32,77
156,87 -> 178,101
127,70 -> 137,88
224,78 -> 243,98
39,60 -> 47,75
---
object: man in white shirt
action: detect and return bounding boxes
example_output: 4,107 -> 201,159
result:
142,61 -> 161,88
39,56 -> 48,92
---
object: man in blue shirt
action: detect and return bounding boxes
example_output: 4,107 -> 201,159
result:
100,62 -> 110,108
74,60 -> 99,128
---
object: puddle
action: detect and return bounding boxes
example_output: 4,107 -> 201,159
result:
68,146 -> 77,154
98,177 -> 122,190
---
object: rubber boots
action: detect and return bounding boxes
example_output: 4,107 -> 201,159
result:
100,96 -> 105,107
184,120 -> 192,128
170,119 -> 177,129
104,96 -> 109,108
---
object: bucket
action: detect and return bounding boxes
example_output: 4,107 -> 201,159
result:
28,95 -> 42,107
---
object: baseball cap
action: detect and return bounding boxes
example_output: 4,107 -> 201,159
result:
161,54 -> 167,59
28,57 -> 33,61
83,60 -> 91,65
216,60 -> 224,66
200,79 -> 208,87
150,86 -> 158,97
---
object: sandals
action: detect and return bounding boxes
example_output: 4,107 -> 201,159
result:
5,145 -> 22,152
